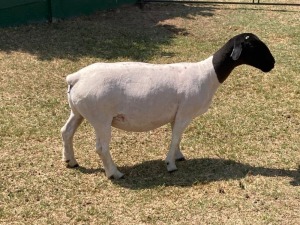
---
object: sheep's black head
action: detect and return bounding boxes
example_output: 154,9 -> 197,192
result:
230,33 -> 275,72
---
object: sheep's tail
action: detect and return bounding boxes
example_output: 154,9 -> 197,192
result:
65,72 -> 82,93
66,72 -> 81,86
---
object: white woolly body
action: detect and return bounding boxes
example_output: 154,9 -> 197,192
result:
67,56 -> 220,132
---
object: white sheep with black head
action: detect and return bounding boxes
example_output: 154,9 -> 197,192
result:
61,33 -> 275,179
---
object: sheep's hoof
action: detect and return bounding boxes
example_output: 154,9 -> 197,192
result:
168,168 -> 178,174
67,163 -> 79,168
108,171 -> 125,180
166,162 -> 178,173
64,160 -> 79,168
176,157 -> 186,162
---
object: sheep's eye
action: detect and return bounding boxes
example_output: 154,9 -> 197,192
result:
245,36 -> 250,40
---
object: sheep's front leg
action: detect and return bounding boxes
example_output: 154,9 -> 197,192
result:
165,120 -> 190,172
61,111 -> 83,167
94,123 -> 124,179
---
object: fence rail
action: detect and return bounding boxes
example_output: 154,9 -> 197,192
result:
142,0 -> 300,6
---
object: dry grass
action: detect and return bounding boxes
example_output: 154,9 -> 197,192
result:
0,3 -> 299,224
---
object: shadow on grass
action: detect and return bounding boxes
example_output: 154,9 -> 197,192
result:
75,166 -> 104,174
106,158 -> 300,189
0,4 -> 216,61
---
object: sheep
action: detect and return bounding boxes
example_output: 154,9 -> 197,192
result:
61,33 -> 275,179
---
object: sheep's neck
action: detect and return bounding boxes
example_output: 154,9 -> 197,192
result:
212,43 -> 239,83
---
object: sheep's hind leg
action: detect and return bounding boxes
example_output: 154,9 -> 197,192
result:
171,121 -> 186,162
94,122 -> 124,179
61,111 -> 83,167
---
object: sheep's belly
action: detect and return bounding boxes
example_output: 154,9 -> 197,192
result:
112,113 -> 174,132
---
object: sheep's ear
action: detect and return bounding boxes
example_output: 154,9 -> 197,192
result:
230,40 -> 242,61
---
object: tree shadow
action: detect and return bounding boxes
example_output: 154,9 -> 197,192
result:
108,158 -> 300,189
0,4 -> 216,61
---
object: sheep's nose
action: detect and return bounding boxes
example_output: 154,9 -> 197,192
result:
262,62 -> 275,72
271,57 -> 275,65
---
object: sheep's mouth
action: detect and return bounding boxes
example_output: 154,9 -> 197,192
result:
261,61 -> 275,72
